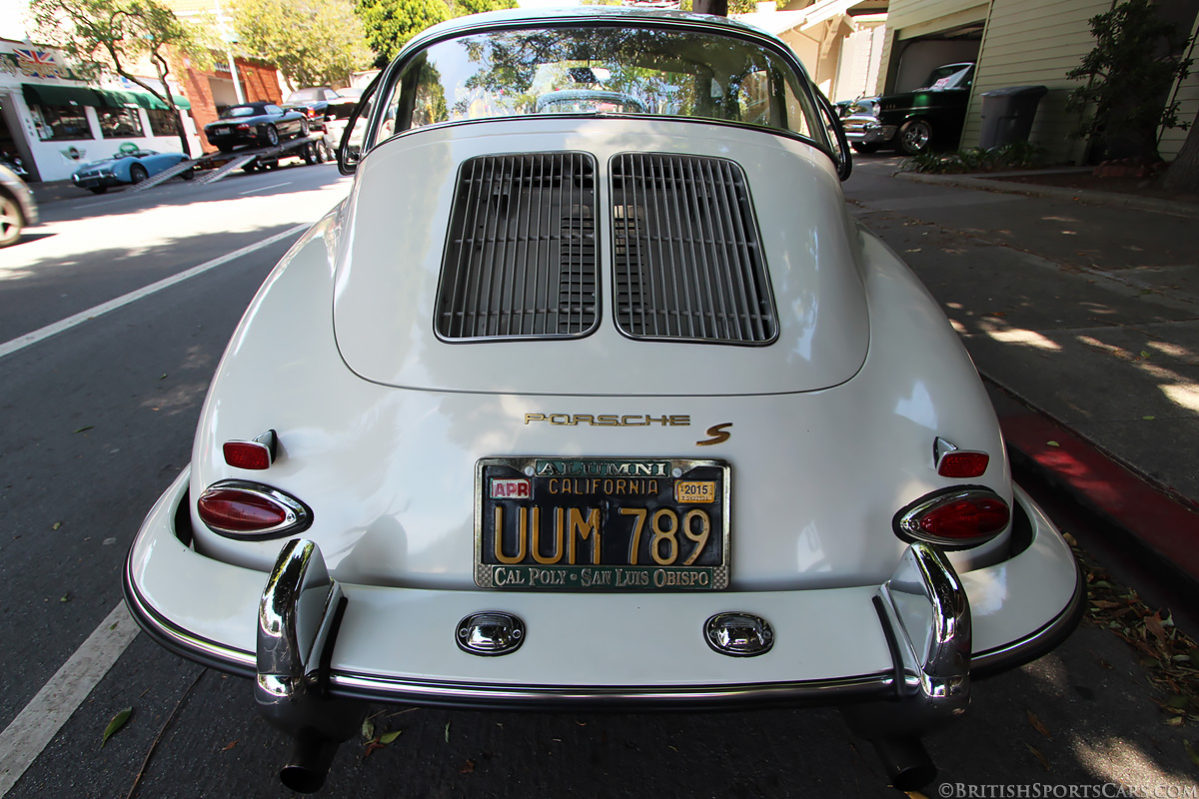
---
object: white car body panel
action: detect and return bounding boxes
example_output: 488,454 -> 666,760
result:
333,119 -> 869,395
186,194 -> 1010,589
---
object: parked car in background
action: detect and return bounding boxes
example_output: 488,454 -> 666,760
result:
205,102 -> 308,152
125,11 -> 1080,795
842,62 -> 975,155
0,162 -> 37,246
284,87 -> 346,132
70,149 -> 192,194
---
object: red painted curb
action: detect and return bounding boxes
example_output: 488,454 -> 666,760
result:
999,408 -> 1199,582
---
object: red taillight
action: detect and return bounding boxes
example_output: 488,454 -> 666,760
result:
236,123 -> 250,130
937,451 -> 989,478
197,481 -> 311,538
895,488 -> 1010,548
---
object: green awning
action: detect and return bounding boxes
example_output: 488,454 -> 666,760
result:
21,83 -> 106,108
93,89 -> 192,111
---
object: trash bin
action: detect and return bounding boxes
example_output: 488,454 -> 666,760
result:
978,85 -> 1048,149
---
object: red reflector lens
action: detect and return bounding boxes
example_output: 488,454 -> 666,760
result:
198,489 -> 288,532
938,451 -> 990,478
918,497 -> 1010,540
223,441 -> 271,470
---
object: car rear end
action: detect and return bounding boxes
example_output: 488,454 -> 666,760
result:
124,11 -> 1081,793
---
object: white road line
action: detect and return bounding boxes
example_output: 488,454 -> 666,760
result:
238,182 -> 291,196
0,223 -> 306,361
0,602 -> 141,796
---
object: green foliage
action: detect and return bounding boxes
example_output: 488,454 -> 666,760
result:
354,0 -> 514,63
29,0 -> 214,99
449,0 -> 517,14
231,0 -> 373,87
355,0 -> 449,61
1066,0 -> 1193,161
900,142 -> 1047,174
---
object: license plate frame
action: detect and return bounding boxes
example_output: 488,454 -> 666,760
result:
474,457 -> 730,591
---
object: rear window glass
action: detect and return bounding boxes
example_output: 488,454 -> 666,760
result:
374,25 -> 821,142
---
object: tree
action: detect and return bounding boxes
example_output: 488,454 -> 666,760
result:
354,0 -> 515,64
231,0 -> 373,88
29,0 -> 214,156
1163,106 -> 1199,192
1066,0 -> 1192,163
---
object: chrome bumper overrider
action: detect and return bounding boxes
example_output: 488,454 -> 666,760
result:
125,469 -> 1083,713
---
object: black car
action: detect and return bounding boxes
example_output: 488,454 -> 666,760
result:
283,87 -> 346,132
842,63 -> 975,155
204,102 -> 308,153
0,163 -> 37,247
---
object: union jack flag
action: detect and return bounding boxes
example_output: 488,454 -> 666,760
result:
14,49 -> 56,65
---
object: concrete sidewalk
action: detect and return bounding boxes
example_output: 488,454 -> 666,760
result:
844,157 -> 1199,594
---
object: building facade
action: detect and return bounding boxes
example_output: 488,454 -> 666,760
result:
0,40 -> 200,182
873,0 -> 1199,162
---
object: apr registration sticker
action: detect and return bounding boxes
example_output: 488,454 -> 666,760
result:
490,478 -> 531,499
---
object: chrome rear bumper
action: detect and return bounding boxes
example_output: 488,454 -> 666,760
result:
125,469 -> 1083,713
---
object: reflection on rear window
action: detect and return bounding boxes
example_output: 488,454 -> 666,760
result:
375,25 -> 821,141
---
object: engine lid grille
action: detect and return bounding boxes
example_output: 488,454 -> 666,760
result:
436,153 -> 598,340
610,153 -> 778,345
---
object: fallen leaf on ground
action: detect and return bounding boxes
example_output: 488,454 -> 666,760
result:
1024,742 -> 1050,771
222,740 -> 238,752
101,707 -> 133,747
51,522 -> 61,531
1026,710 -> 1051,738
1046,441 -> 1061,448
444,722 -> 451,743
74,425 -> 94,434
460,759 -> 475,774
361,717 -> 375,742
380,730 -> 401,745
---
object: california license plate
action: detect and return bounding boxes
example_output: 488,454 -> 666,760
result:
475,457 -> 729,591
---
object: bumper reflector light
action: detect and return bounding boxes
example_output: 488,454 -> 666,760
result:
937,451 -> 990,478
223,430 -> 277,470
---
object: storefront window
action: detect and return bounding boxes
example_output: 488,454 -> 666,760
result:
99,106 -> 144,138
30,104 -> 92,141
146,108 -> 181,136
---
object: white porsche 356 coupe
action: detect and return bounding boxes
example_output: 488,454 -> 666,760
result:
125,7 -> 1083,792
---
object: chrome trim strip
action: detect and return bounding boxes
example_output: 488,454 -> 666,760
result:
123,554 -> 256,672
327,671 -> 897,707
971,559 -> 1085,675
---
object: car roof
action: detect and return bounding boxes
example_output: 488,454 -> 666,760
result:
402,6 -> 780,56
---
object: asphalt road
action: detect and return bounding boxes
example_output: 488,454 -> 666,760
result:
0,158 -> 1195,798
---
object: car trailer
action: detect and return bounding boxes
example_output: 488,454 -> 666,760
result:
130,135 -> 335,193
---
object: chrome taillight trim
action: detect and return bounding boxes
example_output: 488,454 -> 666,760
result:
893,486 -> 1010,550
197,479 -> 313,540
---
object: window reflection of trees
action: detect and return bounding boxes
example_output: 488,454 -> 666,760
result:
385,27 -> 814,136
